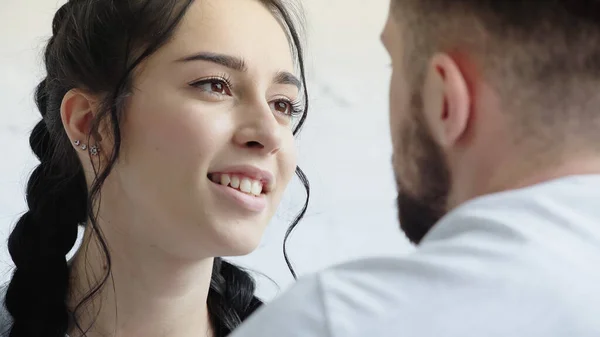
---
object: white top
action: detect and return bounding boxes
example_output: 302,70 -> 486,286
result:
230,175 -> 600,337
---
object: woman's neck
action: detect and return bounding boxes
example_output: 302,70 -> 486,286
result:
67,229 -> 214,337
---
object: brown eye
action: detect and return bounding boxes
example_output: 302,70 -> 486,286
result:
273,101 -> 291,114
269,99 -> 302,119
190,78 -> 233,96
210,82 -> 228,95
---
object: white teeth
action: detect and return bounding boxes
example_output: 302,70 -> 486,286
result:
240,178 -> 252,193
220,174 -> 231,186
251,181 -> 263,196
230,176 -> 240,189
212,173 -> 264,196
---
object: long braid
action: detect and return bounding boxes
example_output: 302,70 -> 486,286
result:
5,78 -> 88,337
208,258 -> 263,335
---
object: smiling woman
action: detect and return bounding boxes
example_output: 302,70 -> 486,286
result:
1,0 -> 309,337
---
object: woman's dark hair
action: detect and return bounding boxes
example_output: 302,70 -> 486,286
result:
4,1 -> 309,336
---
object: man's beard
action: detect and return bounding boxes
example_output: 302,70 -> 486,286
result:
395,93 -> 451,245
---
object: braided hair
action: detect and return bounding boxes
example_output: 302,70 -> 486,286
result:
4,1 -> 310,336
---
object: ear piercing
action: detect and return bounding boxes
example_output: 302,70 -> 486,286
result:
74,140 -> 100,156
74,140 -> 86,150
90,145 -> 99,156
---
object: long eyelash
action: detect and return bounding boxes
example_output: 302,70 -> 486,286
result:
189,73 -> 233,90
289,99 -> 305,117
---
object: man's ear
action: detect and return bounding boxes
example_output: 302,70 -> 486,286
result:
422,53 -> 471,148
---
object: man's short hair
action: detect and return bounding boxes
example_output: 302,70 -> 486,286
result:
393,0 -> 600,147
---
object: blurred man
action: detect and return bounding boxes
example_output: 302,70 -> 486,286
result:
231,1 -> 600,336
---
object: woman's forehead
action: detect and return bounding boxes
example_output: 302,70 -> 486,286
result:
155,0 -> 295,73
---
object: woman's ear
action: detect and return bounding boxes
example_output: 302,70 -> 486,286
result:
422,53 -> 471,149
60,89 -> 104,158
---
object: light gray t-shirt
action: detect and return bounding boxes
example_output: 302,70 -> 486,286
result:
230,175 -> 600,337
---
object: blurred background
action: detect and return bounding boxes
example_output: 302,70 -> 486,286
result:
0,0 -> 413,300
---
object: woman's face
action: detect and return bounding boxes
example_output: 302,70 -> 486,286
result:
101,0 -> 301,258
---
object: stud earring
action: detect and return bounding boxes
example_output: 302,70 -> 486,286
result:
74,140 -> 89,151
90,145 -> 99,156
74,139 -> 100,156
75,140 -> 87,150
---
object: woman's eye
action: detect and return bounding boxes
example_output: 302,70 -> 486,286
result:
271,101 -> 291,115
191,79 -> 233,96
270,99 -> 303,119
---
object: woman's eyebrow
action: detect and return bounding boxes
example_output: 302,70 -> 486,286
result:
176,51 -> 248,72
274,71 -> 301,90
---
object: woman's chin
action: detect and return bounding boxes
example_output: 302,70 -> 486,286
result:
206,226 -> 265,257
213,241 -> 262,258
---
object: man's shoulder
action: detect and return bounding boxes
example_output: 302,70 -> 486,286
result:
297,255 -> 465,336
318,256 -> 422,301
249,251 -> 505,336
230,257 -> 412,337
233,249 -> 592,337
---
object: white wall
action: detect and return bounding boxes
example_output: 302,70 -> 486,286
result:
0,0 -> 413,299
